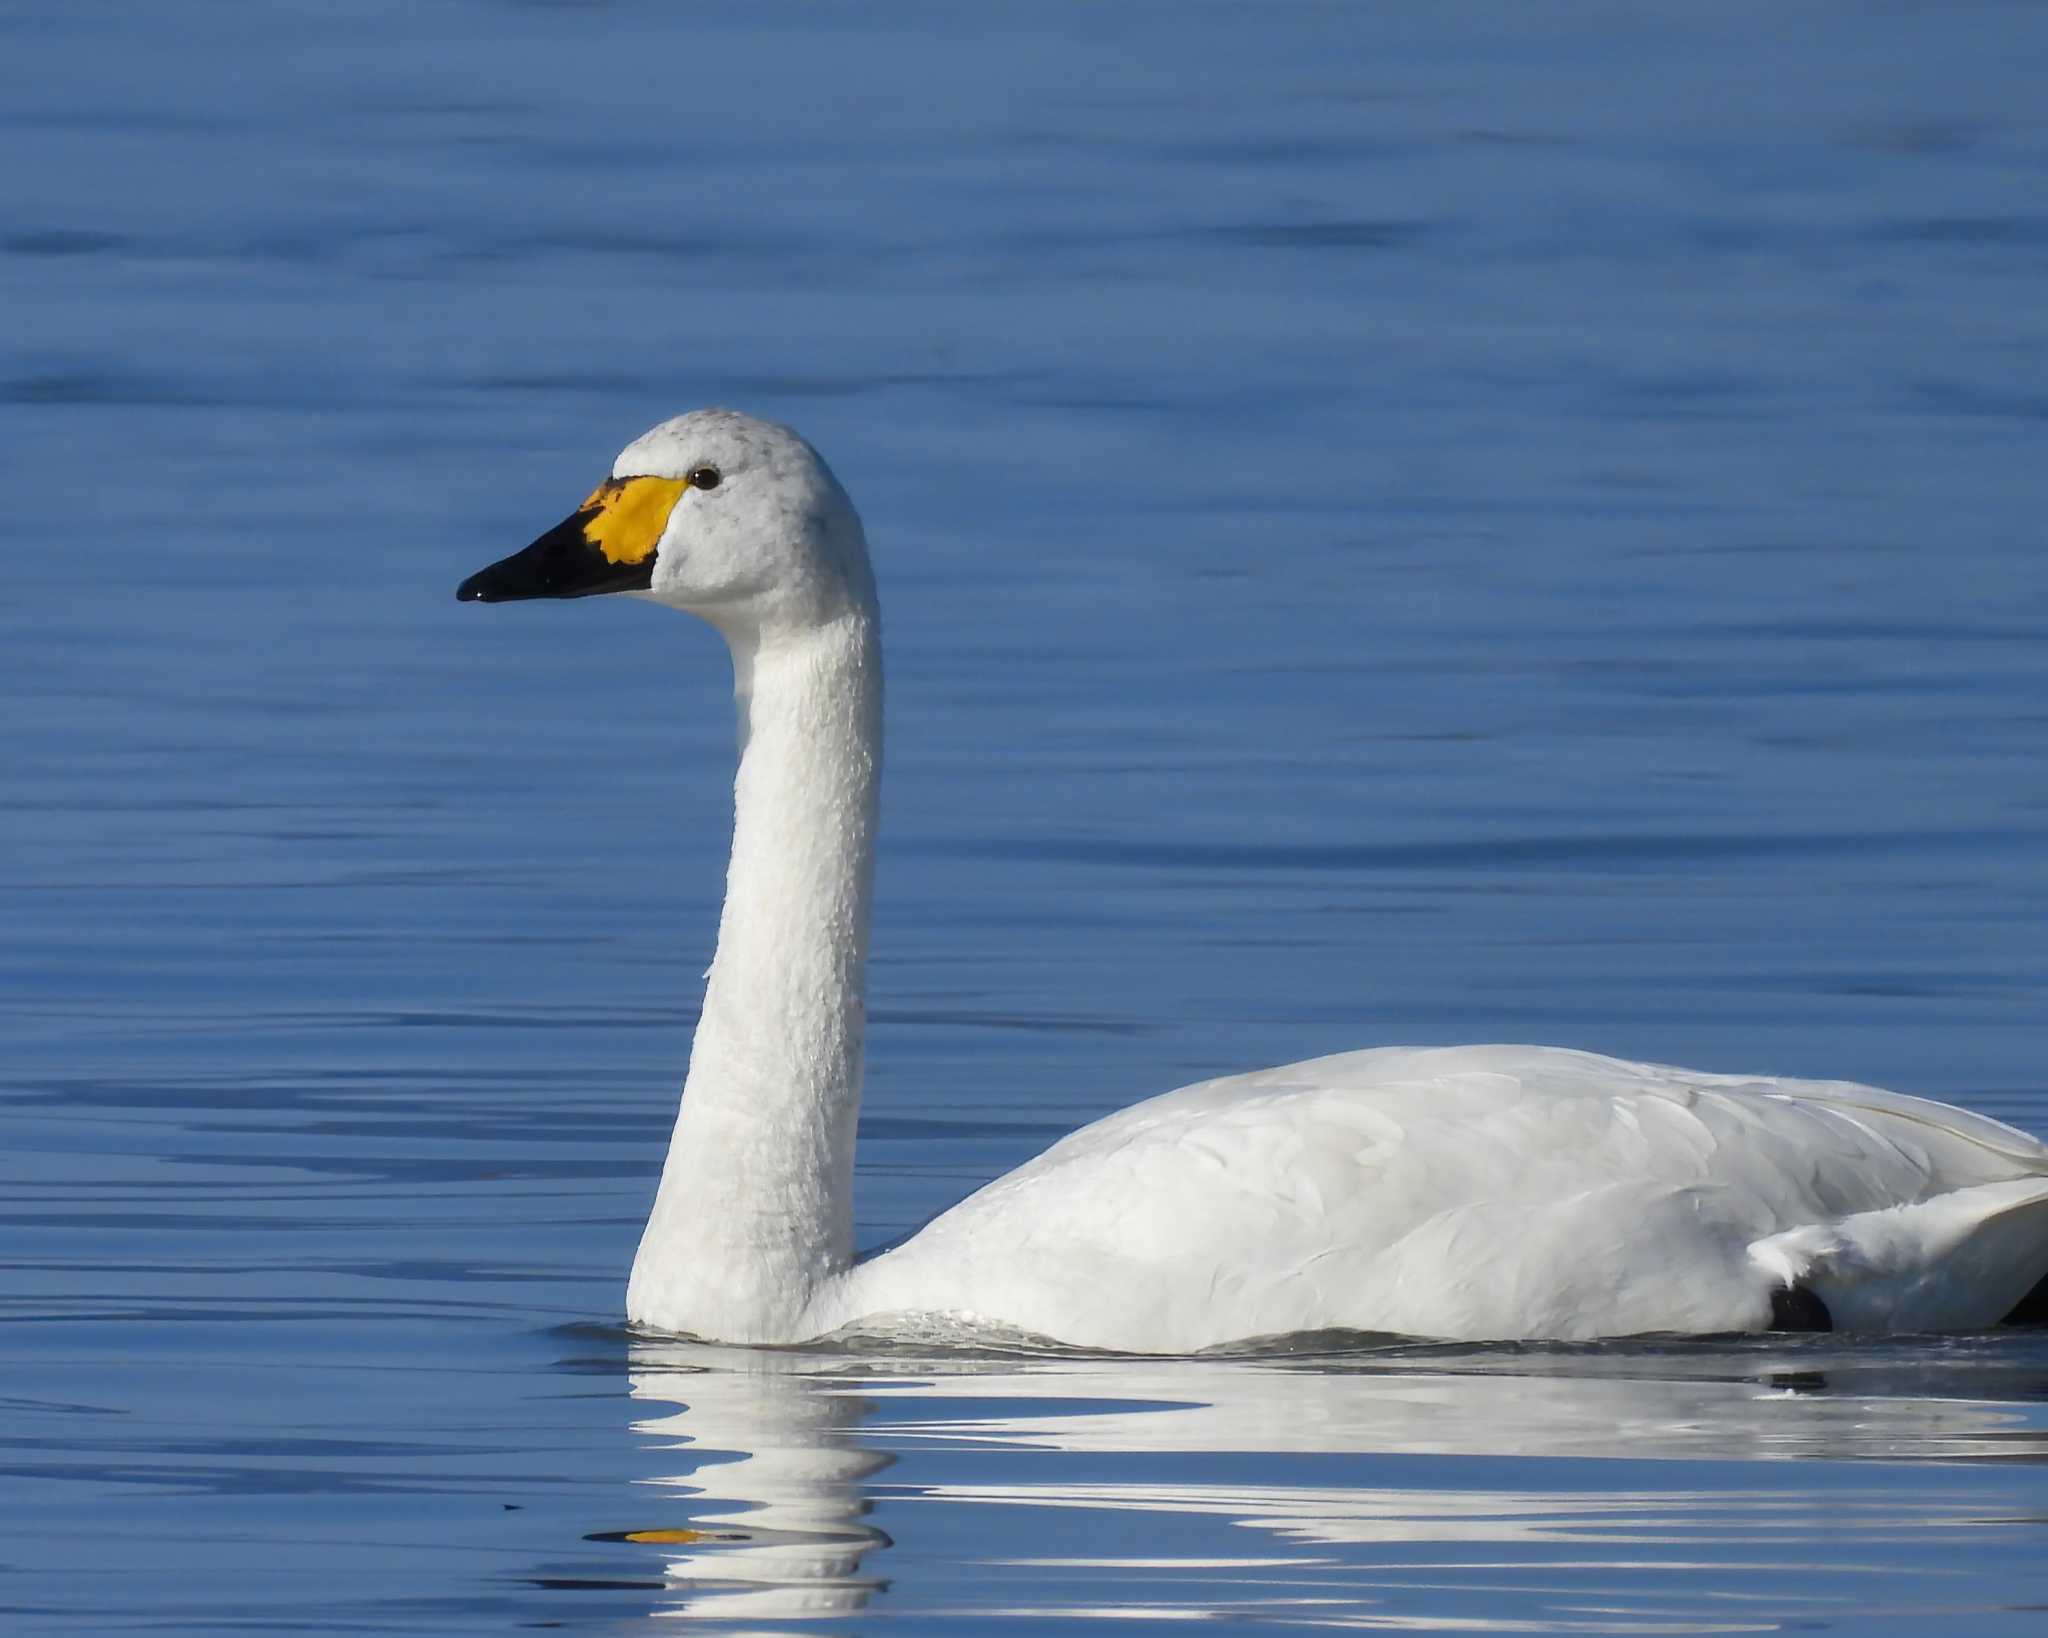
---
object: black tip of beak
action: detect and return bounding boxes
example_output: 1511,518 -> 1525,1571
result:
455,549 -> 548,604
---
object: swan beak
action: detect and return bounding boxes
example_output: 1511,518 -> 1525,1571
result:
457,474 -> 690,603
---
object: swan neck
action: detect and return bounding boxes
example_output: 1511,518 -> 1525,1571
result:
630,608 -> 882,1340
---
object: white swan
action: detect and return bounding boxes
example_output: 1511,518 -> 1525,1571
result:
459,408 -> 2048,1352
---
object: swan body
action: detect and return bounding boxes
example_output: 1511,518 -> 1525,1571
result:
460,409 -> 2048,1351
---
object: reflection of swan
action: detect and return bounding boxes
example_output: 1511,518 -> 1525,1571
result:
855,1349 -> 2048,1466
625,1339 -> 2048,1468
621,1347 -> 892,1620
459,409 -> 2048,1350
614,1341 -> 2048,1626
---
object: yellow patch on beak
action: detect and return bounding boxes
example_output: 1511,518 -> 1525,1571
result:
618,1528 -> 708,1545
576,475 -> 691,566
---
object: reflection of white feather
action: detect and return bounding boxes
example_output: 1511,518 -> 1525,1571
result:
622,1342 -> 2048,1625
629,1360 -> 890,1620
627,1338 -> 2048,1495
470,410 -> 2048,1350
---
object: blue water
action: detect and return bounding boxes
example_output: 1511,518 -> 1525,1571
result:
5,1 -> 2048,1630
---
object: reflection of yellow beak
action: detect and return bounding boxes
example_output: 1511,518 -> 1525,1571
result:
457,474 -> 690,603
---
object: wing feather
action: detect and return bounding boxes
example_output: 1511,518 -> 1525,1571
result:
852,1044 -> 2048,1348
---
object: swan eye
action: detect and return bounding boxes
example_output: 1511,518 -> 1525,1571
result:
688,466 -> 722,490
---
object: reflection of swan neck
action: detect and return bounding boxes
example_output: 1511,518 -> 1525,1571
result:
629,609 -> 883,1340
629,1359 -> 891,1620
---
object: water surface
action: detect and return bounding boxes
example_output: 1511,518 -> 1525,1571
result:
4,2 -> 2047,1632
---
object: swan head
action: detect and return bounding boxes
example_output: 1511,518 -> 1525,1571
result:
457,409 -> 874,636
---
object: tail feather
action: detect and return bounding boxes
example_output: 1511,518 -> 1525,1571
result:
2005,1268 -> 2048,1327
1749,1178 -> 2048,1333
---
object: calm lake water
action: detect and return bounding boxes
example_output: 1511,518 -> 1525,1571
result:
5,2 -> 2048,1632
